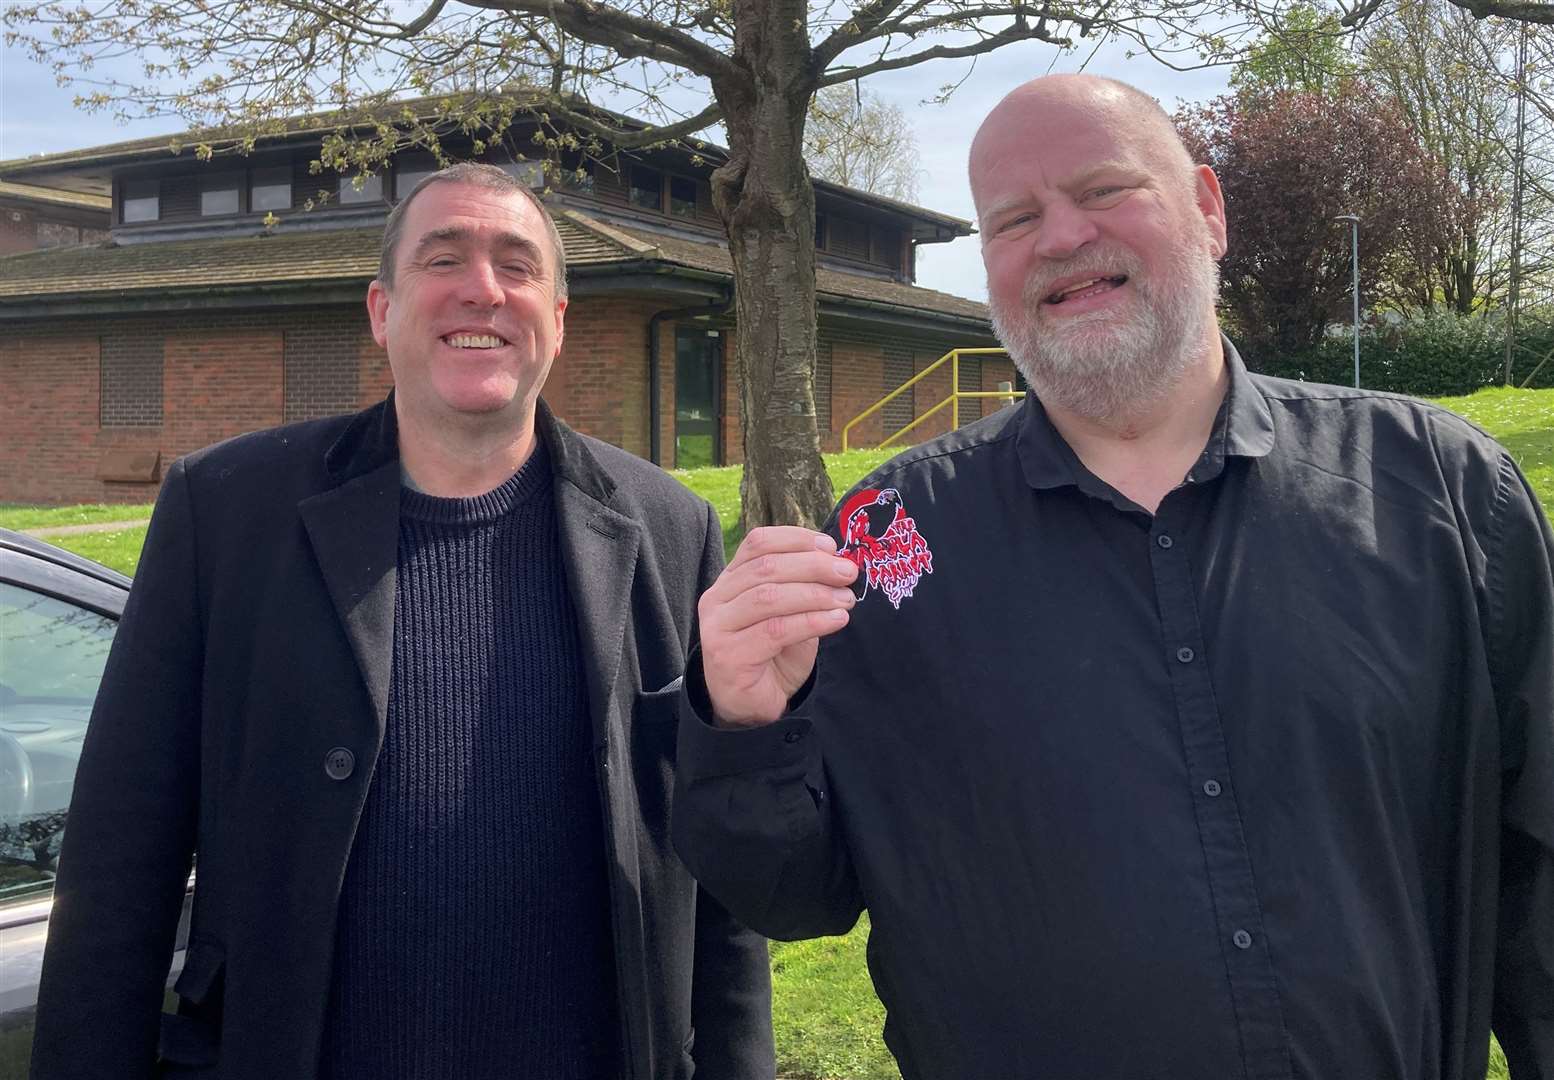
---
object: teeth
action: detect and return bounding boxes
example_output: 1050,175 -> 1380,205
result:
1049,277 -> 1119,303
446,333 -> 504,349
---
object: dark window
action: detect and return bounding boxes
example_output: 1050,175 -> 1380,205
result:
830,217 -> 870,261
815,212 -> 828,251
338,173 -> 384,205
675,327 -> 722,468
669,175 -> 697,217
815,341 -> 833,431
250,166 -> 292,212
121,179 -> 158,224
630,167 -> 663,211
99,330 -> 163,427
0,582 -> 116,899
200,175 -> 241,217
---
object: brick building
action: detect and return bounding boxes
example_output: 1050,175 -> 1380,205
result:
0,105 -> 1008,505
0,182 -> 110,257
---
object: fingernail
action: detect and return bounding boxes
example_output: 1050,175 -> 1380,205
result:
814,534 -> 837,552
833,559 -> 855,579
832,588 -> 855,605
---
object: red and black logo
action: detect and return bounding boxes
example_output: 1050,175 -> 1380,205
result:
836,487 -> 933,609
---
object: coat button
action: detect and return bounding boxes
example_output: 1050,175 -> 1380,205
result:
324,747 -> 355,781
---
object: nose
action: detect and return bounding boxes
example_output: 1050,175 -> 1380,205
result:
1031,200 -> 1098,261
458,260 -> 504,308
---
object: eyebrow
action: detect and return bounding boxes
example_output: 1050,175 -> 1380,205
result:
978,161 -> 1143,224
411,227 -> 544,262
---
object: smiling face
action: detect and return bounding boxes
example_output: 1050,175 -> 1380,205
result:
366,181 -> 566,434
970,77 -> 1226,420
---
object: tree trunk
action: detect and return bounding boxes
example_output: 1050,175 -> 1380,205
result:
709,0 -> 834,532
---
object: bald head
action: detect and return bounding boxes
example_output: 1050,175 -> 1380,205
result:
969,74 -> 1197,222
968,73 -> 1227,423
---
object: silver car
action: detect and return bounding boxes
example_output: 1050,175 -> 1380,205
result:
0,528 -> 191,1074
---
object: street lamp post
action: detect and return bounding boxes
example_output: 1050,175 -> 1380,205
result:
1334,214 -> 1360,389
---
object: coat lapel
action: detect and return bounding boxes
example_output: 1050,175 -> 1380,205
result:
298,402 -> 402,733
554,467 -> 641,752
542,402 -> 642,750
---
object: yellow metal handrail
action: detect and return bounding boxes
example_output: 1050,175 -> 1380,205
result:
841,348 -> 1020,452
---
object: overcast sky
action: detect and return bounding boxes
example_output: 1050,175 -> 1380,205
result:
0,27 -> 1231,303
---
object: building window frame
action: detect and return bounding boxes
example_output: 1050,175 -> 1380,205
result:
629,166 -> 664,212
199,173 -> 243,217
249,165 -> 293,213
337,172 -> 385,205
120,179 -> 159,224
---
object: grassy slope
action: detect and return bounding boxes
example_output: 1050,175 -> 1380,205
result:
2,389 -> 1545,1078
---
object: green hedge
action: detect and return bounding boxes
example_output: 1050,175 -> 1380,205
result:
1240,311 -> 1554,397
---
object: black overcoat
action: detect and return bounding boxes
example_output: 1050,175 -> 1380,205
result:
30,398 -> 774,1080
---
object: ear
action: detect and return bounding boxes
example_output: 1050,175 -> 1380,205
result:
366,279 -> 391,349
552,295 -> 568,357
1193,164 -> 1228,259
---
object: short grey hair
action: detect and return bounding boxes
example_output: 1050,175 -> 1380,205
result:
377,161 -> 568,298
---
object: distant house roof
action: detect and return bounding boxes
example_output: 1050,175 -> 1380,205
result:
0,208 -> 988,329
0,93 -> 973,240
0,181 -> 111,213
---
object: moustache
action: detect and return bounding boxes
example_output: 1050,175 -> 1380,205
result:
1020,248 -> 1145,306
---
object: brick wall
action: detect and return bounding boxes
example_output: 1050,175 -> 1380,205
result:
285,316 -> 364,421
2,310 -> 332,504
0,207 -> 36,256
548,296 -> 661,459
0,297 -> 992,504
99,329 -> 164,427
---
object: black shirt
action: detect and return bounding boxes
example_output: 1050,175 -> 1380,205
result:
675,342 -> 1554,1080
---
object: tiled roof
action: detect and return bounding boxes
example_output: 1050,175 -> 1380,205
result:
0,181 -> 110,212
585,217 -> 988,322
0,210 -> 987,324
0,228 -> 383,299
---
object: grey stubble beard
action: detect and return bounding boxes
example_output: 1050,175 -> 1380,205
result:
988,235 -> 1221,424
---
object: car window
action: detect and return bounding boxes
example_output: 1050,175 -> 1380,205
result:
0,581 -> 116,899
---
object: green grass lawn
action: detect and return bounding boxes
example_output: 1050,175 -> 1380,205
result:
0,502 -> 154,532
2,387 -> 1545,1078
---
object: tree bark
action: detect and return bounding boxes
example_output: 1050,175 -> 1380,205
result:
709,0 -> 835,532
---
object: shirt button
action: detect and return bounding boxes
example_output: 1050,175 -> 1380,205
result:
1156,534 -> 1174,549
324,747 -> 355,781
1232,929 -> 1253,950
1176,646 -> 1196,664
1203,779 -> 1222,797
784,729 -> 805,744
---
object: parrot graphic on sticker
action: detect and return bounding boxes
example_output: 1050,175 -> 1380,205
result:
835,487 -> 933,610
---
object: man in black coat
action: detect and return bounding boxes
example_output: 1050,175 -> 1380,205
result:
31,163 -> 774,1080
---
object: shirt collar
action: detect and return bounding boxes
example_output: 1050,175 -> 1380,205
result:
1015,334 -> 1276,494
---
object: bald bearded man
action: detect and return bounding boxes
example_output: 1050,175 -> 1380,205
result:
673,75 -> 1554,1080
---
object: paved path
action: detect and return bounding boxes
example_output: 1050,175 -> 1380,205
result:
23,519 -> 151,539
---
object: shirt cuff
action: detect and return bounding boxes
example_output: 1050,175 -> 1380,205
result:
677,645 -> 817,780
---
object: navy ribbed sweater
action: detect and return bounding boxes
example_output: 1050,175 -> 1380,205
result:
319,442 -> 619,1078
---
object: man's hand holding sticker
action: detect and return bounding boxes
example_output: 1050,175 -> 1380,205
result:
698,526 -> 858,728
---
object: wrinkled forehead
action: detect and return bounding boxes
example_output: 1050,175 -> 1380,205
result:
968,85 -> 1160,204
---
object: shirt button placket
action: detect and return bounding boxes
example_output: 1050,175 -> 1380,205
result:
1149,505 -> 1290,1075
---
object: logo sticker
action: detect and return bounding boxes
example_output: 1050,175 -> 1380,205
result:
836,487 -> 933,609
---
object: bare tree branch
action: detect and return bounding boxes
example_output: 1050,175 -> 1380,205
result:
460,0 -> 741,79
